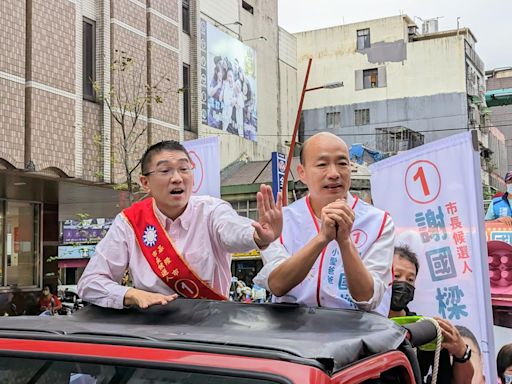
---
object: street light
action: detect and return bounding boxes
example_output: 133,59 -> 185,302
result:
281,58 -> 344,206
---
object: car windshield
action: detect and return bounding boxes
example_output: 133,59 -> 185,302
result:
0,357 -> 281,384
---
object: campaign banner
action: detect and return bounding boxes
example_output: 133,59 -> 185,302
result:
485,221 -> 512,244
369,131 -> 497,381
200,19 -> 258,141
271,152 -> 286,202
58,245 -> 96,259
62,218 -> 113,244
183,136 -> 220,198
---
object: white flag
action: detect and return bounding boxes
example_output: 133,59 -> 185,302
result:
370,132 -> 497,382
183,137 -> 220,198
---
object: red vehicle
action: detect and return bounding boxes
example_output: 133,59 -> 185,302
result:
0,300 -> 430,383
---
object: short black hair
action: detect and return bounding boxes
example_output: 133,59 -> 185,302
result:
497,343 -> 512,380
394,245 -> 419,275
140,140 -> 190,175
455,325 -> 481,355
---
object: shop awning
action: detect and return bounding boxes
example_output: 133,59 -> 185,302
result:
486,88 -> 512,107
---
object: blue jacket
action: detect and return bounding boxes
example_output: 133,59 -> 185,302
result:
492,193 -> 512,218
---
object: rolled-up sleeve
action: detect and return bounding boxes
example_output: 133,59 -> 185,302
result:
77,215 -> 131,309
253,241 -> 290,292
351,216 -> 395,311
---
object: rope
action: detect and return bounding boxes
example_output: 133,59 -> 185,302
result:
418,317 -> 443,384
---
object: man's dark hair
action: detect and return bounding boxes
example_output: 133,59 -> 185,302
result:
140,140 -> 190,175
455,325 -> 481,355
497,343 -> 512,380
394,245 -> 419,275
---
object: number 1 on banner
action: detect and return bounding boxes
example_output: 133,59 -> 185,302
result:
405,160 -> 442,204
413,166 -> 431,196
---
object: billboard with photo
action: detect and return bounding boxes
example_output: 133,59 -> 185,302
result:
200,19 -> 257,141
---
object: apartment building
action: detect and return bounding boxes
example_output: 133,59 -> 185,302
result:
295,15 -> 493,184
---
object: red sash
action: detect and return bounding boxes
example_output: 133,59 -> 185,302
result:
122,198 -> 226,300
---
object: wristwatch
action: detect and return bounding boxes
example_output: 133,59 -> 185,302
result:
453,344 -> 471,363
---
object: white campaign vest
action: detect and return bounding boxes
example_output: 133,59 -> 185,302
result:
274,194 -> 391,315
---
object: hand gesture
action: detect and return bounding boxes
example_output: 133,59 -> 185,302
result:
434,317 -> 466,358
124,288 -> 178,309
253,184 -> 283,249
325,199 -> 355,243
319,204 -> 339,244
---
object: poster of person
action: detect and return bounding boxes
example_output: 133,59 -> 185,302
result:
200,19 -> 257,141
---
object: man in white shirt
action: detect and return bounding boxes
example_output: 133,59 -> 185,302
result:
254,132 -> 394,314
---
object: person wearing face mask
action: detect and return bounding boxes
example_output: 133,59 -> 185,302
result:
389,245 -> 475,384
498,344 -> 512,384
485,171 -> 512,226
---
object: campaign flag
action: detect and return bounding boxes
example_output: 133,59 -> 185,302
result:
369,131 -> 497,381
183,137 -> 220,198
271,152 -> 286,202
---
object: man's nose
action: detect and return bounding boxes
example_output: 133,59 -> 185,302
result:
326,164 -> 340,178
169,170 -> 184,183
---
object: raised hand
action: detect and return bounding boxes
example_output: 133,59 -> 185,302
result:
124,288 -> 178,309
252,184 -> 283,249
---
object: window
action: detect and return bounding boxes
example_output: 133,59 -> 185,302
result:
0,357 -> 281,383
357,28 -> 370,50
354,109 -> 370,126
231,200 -> 258,220
183,64 -> 191,131
3,201 -> 40,287
242,1 -> 254,14
83,18 -> 96,101
363,68 -> 378,89
182,0 -> 190,34
326,112 -> 341,130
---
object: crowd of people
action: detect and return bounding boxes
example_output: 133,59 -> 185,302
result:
207,55 -> 255,138
73,135 -> 512,383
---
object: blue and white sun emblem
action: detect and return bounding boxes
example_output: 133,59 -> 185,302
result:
142,225 -> 158,247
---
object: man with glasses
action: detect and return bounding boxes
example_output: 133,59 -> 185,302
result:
78,141 -> 282,309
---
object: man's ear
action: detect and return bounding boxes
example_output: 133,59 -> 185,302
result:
140,175 -> 151,193
297,163 -> 307,184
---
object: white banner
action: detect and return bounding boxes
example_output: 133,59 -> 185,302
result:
183,137 -> 220,198
369,132 -> 496,381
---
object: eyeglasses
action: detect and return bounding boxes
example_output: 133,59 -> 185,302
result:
143,166 -> 193,178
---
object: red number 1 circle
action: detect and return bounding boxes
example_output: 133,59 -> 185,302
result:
404,160 -> 441,204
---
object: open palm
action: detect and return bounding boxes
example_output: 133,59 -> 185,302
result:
252,184 -> 283,248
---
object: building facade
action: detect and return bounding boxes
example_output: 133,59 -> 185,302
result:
295,15 -> 491,184
0,0 -> 296,313
486,67 -> 512,187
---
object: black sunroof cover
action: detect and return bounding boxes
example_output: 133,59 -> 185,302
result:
0,299 -> 406,372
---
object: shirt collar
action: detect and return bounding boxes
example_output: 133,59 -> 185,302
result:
153,198 -> 194,231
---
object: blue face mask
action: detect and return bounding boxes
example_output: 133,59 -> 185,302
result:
507,185 -> 512,195
505,374 -> 512,384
